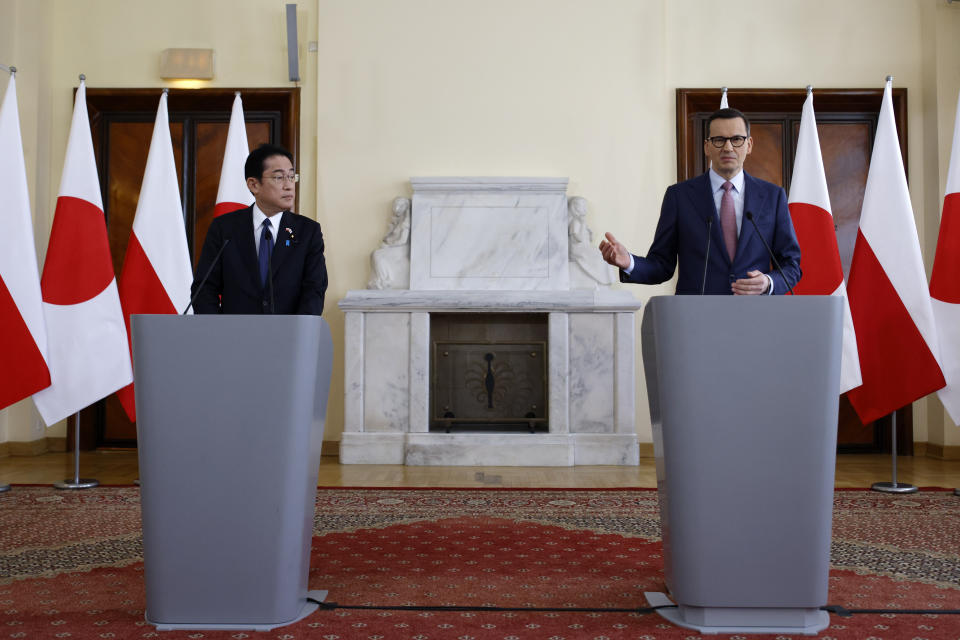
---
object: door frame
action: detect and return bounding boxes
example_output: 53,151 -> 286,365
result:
676,88 -> 912,454
69,87 -> 299,449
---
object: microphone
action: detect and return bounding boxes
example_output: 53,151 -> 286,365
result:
183,238 -> 230,314
700,214 -> 713,295
744,212 -> 794,295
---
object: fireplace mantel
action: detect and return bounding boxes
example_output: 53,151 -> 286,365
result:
340,289 -> 643,313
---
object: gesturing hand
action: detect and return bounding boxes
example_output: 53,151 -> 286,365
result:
599,232 -> 631,270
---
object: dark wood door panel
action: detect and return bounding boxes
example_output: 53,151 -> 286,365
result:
816,122 -> 871,278
742,122 -> 783,186
103,121 -> 185,277
193,121 -> 271,268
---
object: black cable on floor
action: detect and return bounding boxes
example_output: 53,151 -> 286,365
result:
307,598 -> 960,618
822,605 -> 960,617
307,597 -> 675,615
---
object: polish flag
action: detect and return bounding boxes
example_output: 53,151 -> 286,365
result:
213,92 -> 252,217
32,79 -> 133,426
929,90 -> 960,425
845,78 -> 945,424
115,91 -> 193,421
787,90 -> 862,394
0,73 -> 51,410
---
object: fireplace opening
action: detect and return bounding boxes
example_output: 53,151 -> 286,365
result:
430,313 -> 548,433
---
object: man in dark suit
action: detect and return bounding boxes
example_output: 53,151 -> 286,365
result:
600,108 -> 801,295
191,144 -> 327,314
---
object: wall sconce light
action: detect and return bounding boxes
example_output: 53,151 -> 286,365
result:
159,48 -> 215,80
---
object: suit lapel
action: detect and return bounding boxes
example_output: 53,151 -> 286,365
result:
690,173 -> 731,264
234,207 -> 262,290
736,172 -> 767,264
270,211 -> 296,276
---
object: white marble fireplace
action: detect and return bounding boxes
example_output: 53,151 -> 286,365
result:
339,178 -> 643,466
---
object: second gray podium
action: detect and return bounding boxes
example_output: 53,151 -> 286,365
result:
640,295 -> 842,636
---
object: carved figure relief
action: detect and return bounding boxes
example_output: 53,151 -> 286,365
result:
567,196 -> 614,288
367,197 -> 411,290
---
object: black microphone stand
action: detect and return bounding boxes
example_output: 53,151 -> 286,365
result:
701,215 -> 713,295
744,212 -> 794,295
183,238 -> 230,314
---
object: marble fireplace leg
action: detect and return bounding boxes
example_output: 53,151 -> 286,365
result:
548,312 -> 570,434
614,312 -> 636,434
409,312 -> 430,432
343,311 -> 364,432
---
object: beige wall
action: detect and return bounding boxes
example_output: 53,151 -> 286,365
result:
2,0 -> 959,449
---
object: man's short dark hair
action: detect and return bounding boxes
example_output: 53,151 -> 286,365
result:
707,108 -> 750,137
244,143 -> 294,180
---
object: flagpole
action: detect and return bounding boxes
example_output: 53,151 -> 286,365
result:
1,62 -> 17,492
53,411 -> 99,490
871,410 -> 917,494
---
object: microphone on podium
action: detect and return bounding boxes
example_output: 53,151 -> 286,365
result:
700,214 -> 713,295
183,238 -> 230,314
744,212 -> 794,295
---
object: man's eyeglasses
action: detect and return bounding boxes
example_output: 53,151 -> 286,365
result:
707,136 -> 748,149
262,173 -> 300,185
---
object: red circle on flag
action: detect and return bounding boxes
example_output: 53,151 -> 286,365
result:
41,196 -> 116,305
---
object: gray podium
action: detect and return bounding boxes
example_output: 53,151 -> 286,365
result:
132,314 -> 333,631
640,296 -> 842,636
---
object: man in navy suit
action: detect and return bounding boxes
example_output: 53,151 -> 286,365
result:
191,144 -> 327,314
600,108 -> 801,295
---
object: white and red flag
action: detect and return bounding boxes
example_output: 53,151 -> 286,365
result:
32,79 -> 133,426
929,90 -> 960,425
214,92 -> 252,217
0,73 -> 51,410
115,91 -> 193,421
788,89 -> 862,394
845,78 -> 944,424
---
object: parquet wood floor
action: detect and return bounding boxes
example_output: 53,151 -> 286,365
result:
1,450 -> 959,488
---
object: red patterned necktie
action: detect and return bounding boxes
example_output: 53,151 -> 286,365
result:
720,181 -> 737,261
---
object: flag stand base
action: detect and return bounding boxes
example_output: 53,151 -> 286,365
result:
871,481 -> 917,494
54,479 -> 99,490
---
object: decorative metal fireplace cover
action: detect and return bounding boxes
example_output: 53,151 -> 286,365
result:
432,341 -> 547,432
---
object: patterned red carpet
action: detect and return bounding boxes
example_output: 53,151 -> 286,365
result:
1,487 -> 959,639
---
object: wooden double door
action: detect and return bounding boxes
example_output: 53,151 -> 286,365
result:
73,88 -> 299,448
678,88 -> 910,453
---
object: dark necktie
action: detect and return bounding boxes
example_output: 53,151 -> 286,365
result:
720,181 -> 737,261
258,219 -> 273,286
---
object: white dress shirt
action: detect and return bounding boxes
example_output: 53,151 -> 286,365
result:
252,204 -> 281,255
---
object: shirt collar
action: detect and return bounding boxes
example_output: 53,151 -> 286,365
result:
709,168 -> 745,194
252,203 -> 283,231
